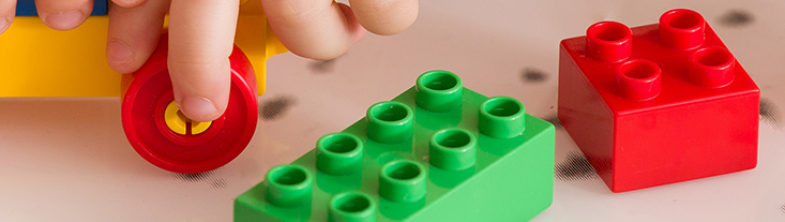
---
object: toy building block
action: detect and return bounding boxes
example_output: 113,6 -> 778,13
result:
235,71 -> 555,221
15,0 -> 108,16
1,0 -> 287,173
558,9 -> 760,193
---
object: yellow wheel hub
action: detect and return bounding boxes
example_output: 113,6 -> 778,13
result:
164,101 -> 212,135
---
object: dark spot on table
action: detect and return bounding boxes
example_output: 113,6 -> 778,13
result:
760,98 -> 782,127
211,178 -> 228,189
719,10 -> 753,27
521,68 -> 548,83
555,152 -> 598,181
310,58 -> 337,74
174,171 -> 213,182
540,113 -> 563,130
260,96 -> 297,121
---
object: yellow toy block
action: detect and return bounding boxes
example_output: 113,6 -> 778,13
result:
0,0 -> 285,97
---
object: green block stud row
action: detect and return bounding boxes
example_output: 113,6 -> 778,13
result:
235,70 -> 556,222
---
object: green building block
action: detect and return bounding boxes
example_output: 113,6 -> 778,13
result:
235,71 -> 555,222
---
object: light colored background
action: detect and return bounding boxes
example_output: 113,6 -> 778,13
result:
1,0 -> 784,221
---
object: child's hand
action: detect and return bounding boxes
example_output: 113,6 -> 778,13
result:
0,0 -> 418,122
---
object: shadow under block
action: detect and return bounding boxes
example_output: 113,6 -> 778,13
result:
557,9 -> 759,193
235,71 -> 555,221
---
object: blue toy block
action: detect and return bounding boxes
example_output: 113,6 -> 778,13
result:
15,0 -> 108,16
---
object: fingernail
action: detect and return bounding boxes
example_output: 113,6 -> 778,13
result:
0,17 -> 9,33
107,40 -> 135,65
41,10 -> 85,30
113,0 -> 144,7
180,96 -> 218,121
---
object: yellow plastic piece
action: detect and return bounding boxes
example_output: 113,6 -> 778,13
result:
164,101 -> 188,135
164,101 -> 212,135
191,119 -> 212,135
0,1 -> 286,97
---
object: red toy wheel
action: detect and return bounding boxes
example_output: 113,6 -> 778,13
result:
122,36 -> 258,173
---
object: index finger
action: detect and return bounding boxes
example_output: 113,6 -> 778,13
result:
348,0 -> 418,35
0,0 -> 15,33
167,0 -> 239,122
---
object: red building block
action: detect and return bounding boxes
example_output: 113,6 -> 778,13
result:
558,9 -> 760,193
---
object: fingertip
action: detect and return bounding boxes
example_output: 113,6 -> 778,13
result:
353,25 -> 366,44
0,17 -> 10,34
337,3 -> 366,44
264,0 -> 363,61
350,0 -> 418,36
178,96 -> 224,122
0,0 -> 15,34
111,0 -> 146,8
38,0 -> 92,31
168,55 -> 233,122
106,0 -> 168,74
167,0 -> 237,122
106,39 -> 138,73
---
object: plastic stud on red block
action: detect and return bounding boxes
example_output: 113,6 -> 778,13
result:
659,9 -> 706,49
615,59 -> 662,101
558,9 -> 760,193
121,34 -> 258,173
586,21 -> 632,62
689,46 -> 736,88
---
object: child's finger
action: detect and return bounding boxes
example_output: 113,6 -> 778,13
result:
348,0 -> 418,35
34,0 -> 93,30
111,0 -> 146,8
167,0 -> 239,122
262,0 -> 365,60
106,0 -> 169,74
0,0 -> 15,34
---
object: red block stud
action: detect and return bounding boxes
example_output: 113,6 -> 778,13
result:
659,9 -> 706,49
558,9 -> 759,192
615,59 -> 662,101
586,21 -> 632,62
121,34 -> 259,174
689,46 -> 736,88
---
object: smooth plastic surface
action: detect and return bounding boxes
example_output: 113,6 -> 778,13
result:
235,71 -> 555,222
558,9 -> 760,193
428,128 -> 477,171
586,21 -> 632,62
264,165 -> 314,208
329,192 -> 377,222
121,35 -> 259,174
415,70 -> 463,112
316,133 -> 365,176
15,0 -> 108,16
366,102 -> 415,144
478,96 -> 526,138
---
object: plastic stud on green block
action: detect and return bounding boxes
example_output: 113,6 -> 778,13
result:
366,101 -> 414,143
379,160 -> 427,202
264,165 -> 313,208
317,133 -> 364,175
235,70 -> 555,222
415,70 -> 464,112
429,128 -> 477,171
329,192 -> 377,222
479,96 -> 526,138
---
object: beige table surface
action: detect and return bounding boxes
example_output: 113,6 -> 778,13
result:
1,0 -> 784,221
